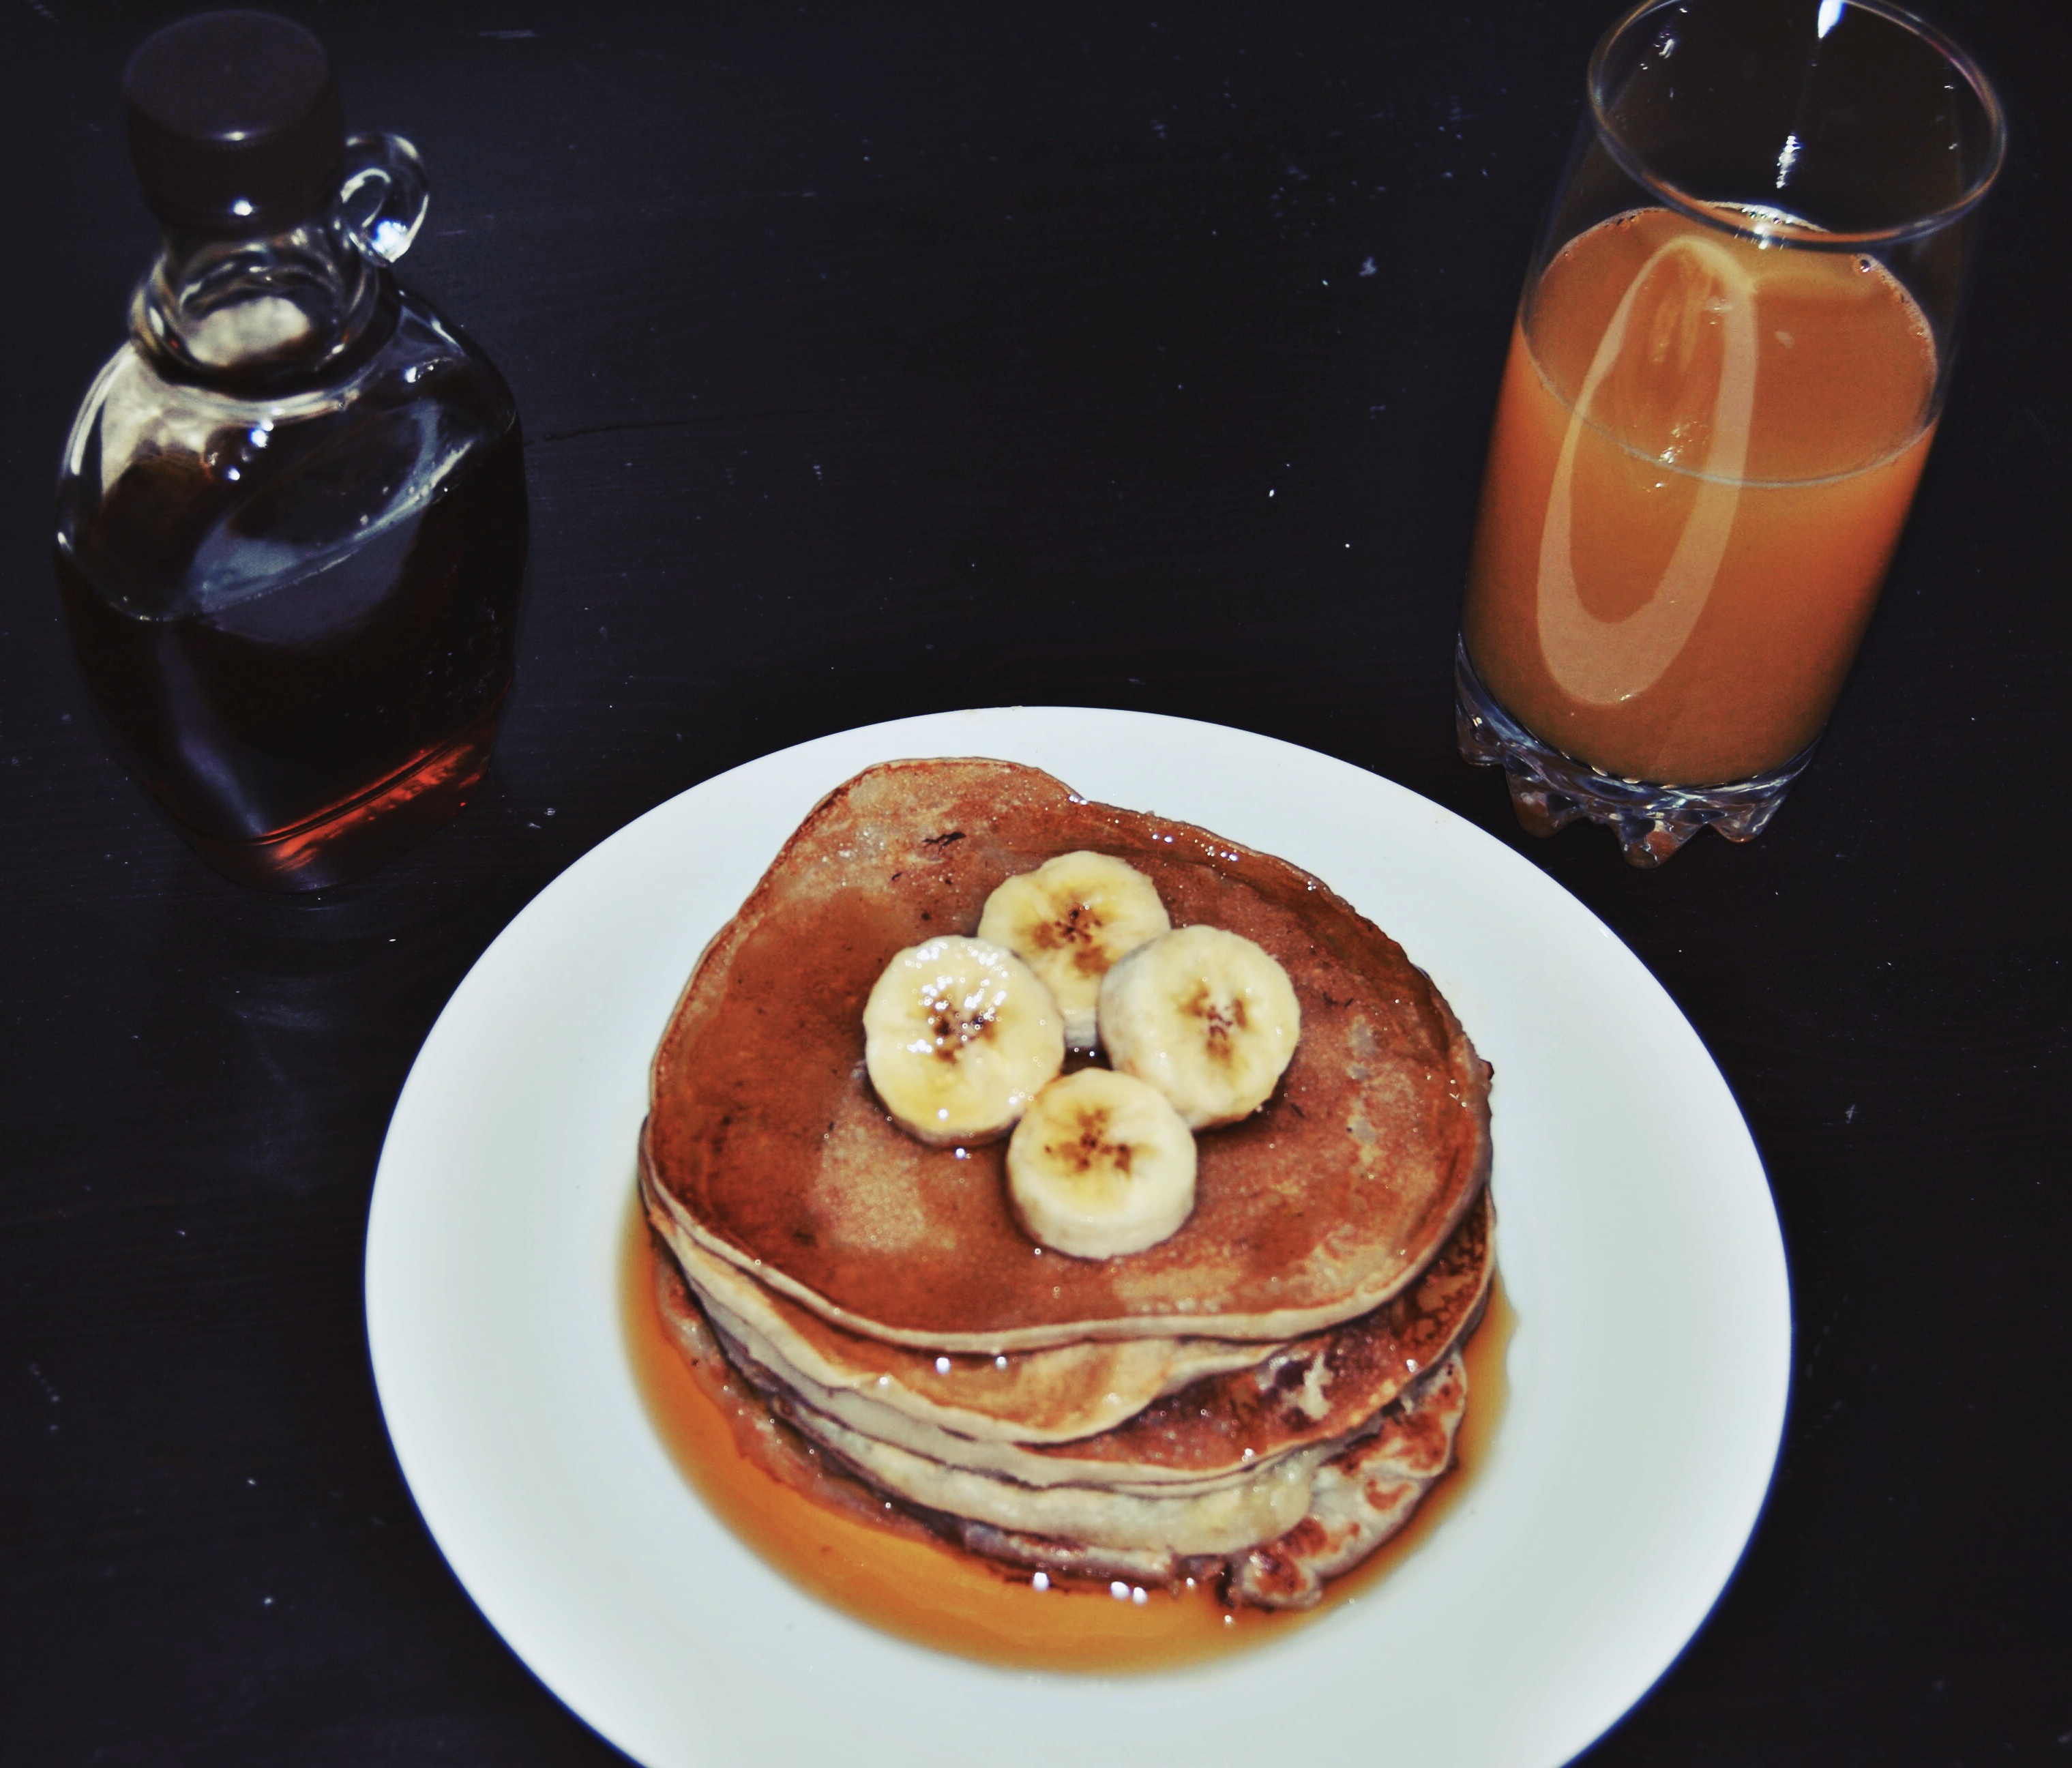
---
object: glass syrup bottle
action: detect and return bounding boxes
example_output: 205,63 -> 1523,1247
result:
55,11 -> 527,891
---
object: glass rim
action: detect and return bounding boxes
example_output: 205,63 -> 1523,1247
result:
1587,0 -> 2007,250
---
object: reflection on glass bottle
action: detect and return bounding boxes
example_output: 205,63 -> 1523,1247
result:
55,12 -> 527,891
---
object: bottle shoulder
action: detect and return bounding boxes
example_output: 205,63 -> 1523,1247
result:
68,280 -> 512,471
57,279 -> 521,619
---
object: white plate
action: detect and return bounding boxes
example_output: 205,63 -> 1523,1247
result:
367,707 -> 1789,1768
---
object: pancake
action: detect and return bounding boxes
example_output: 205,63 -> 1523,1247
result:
647,757 -> 1491,1350
649,1245 -> 1472,1601
1226,1353 -> 1469,1607
745,1378 -> 1334,1556
707,1216 -> 1483,1501
956,1356 -> 1470,1600
642,1154 -> 1281,1445
643,1166 -> 1490,1488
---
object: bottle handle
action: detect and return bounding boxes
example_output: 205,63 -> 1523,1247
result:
334,132 -> 430,265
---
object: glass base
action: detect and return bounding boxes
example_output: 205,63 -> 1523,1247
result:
1453,639 -> 1813,868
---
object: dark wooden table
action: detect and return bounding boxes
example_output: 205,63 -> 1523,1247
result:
5,1 -> 2065,1761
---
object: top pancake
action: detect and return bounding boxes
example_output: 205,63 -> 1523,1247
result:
646,758 -> 1491,1350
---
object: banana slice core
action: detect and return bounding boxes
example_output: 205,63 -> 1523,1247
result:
1097,925 -> 1301,1129
977,851 -> 1170,1048
863,935 -> 1065,1145
1007,1068 -> 1198,1258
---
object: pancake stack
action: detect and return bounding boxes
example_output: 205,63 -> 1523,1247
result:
640,758 -> 1494,1607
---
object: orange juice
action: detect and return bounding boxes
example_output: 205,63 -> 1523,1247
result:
1462,207 -> 1937,784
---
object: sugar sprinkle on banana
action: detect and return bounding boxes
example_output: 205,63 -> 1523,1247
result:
863,935 -> 1065,1145
978,851 -> 1170,1049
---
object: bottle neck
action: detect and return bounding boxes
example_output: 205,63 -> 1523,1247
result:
131,218 -> 385,391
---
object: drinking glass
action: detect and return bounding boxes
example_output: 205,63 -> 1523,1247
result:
1456,0 -> 2003,865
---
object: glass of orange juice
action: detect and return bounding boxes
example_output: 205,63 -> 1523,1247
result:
1457,0 -> 2004,865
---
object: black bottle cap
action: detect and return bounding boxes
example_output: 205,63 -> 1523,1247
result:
124,11 -> 343,235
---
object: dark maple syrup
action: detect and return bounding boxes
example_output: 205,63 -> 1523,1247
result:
620,1199 -> 1513,1671
56,359 -> 525,891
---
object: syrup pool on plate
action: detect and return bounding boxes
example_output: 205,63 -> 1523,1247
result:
621,1200 -> 1513,1672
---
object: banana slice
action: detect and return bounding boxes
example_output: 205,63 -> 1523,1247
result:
977,851 -> 1171,1048
1006,1069 -> 1198,1258
863,936 -> 1065,1145
1097,926 -> 1301,1128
